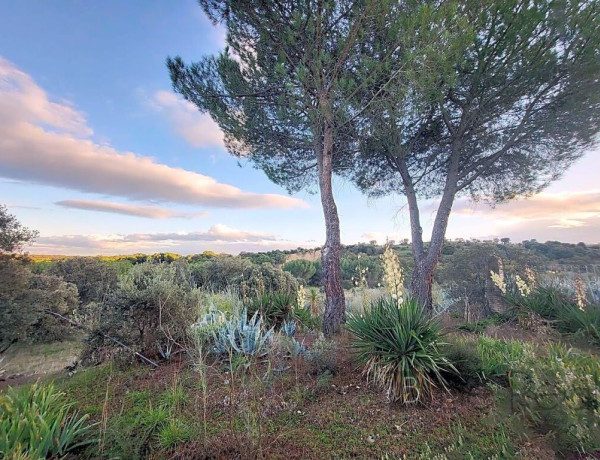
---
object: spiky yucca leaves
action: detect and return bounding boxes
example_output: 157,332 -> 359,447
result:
0,382 -> 94,459
346,297 -> 455,403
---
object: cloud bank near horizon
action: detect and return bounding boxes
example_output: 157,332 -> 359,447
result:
30,224 -> 309,255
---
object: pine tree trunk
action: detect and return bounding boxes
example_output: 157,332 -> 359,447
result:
411,258 -> 435,313
318,118 -> 345,337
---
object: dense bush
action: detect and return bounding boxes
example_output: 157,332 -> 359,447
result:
0,382 -> 93,459
193,258 -> 299,298
247,292 -> 312,328
46,257 -> 119,304
305,334 -> 338,375
192,256 -> 254,290
346,297 -> 455,403
0,256 -> 79,347
559,303 -> 600,346
83,260 -> 201,361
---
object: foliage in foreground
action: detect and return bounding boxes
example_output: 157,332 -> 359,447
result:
508,344 -> 600,453
448,335 -> 600,454
346,297 -> 455,403
0,382 -> 94,459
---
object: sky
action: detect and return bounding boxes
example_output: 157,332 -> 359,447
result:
0,1 -> 599,256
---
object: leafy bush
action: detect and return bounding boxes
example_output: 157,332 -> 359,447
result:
508,344 -> 600,452
443,339 -> 484,388
507,286 -> 572,320
46,257 -> 119,304
0,382 -> 94,459
283,259 -> 317,283
1,256 -> 79,346
247,292 -> 313,330
247,292 -> 295,328
83,260 -> 201,360
346,297 -> 455,403
194,258 -> 298,297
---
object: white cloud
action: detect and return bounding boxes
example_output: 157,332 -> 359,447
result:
56,199 -> 208,219
149,90 -> 224,149
0,56 -> 307,210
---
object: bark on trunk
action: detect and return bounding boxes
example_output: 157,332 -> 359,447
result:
318,116 -> 345,337
410,259 -> 435,313
395,149 -> 458,314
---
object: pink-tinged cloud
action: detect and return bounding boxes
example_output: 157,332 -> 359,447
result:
30,225 -> 312,255
449,191 -> 600,225
0,56 -> 307,210
150,90 -> 225,148
56,199 -> 208,219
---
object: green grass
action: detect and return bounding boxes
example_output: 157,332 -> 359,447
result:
457,314 -> 508,334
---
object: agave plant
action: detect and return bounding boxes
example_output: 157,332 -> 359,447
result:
212,309 -> 274,357
0,382 -> 94,459
346,297 -> 455,404
281,319 -> 296,337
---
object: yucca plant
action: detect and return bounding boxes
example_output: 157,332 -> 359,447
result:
247,292 -> 295,328
558,303 -> 600,346
346,297 -> 455,404
0,382 -> 94,459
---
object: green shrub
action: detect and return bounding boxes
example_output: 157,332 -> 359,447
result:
508,285 -> 600,346
346,297 -> 455,403
247,292 -> 295,328
446,336 -> 531,386
247,292 -> 314,330
506,286 -> 571,320
0,382 -> 94,459
476,336 -> 530,380
508,344 -> 600,452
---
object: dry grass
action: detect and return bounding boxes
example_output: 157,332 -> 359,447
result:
0,339 -> 83,379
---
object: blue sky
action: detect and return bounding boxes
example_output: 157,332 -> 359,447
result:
1,1 -> 599,255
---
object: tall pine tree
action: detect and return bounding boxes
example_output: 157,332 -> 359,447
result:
168,0 -> 421,333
